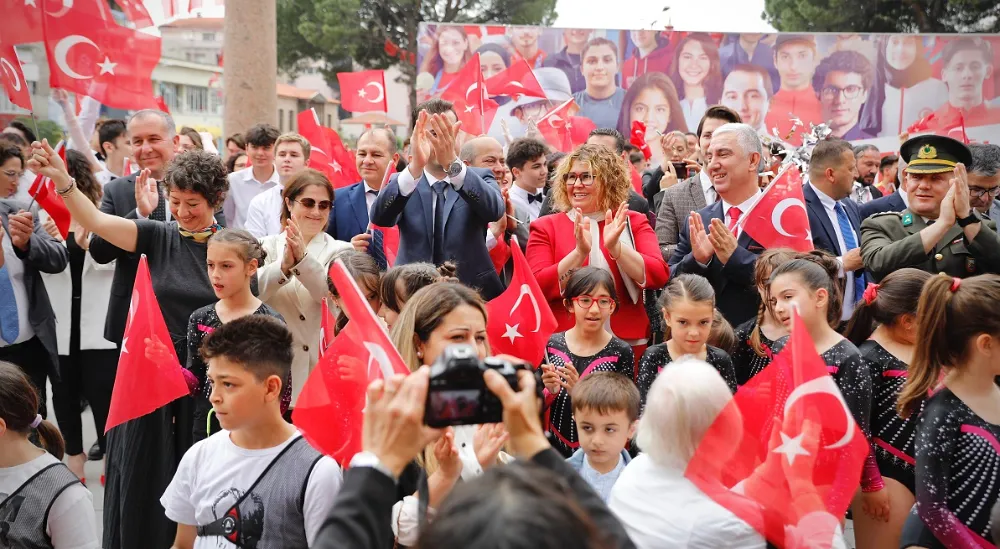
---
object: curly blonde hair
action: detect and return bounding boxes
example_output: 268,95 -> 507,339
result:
550,143 -> 631,213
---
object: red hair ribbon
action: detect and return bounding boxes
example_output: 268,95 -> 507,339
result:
630,120 -> 652,160
862,283 -> 879,306
950,277 -> 962,292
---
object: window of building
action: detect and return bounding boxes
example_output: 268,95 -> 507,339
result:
327,114 -> 332,127
202,32 -> 216,41
279,109 -> 284,131
187,86 -> 209,113
288,110 -> 294,131
159,82 -> 180,111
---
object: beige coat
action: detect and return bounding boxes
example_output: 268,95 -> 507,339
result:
259,232 -> 352,402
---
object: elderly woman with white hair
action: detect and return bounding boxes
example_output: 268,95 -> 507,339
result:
609,358 -> 850,549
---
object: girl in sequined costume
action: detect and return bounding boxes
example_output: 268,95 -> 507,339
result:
731,248 -> 796,387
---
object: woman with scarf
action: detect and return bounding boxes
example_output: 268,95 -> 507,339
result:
860,35 -> 947,138
526,143 -> 669,375
27,142 -> 228,549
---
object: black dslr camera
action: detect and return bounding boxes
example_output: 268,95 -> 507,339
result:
424,344 -> 525,427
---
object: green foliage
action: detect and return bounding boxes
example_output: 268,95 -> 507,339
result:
14,117 -> 63,145
763,0 -> 1000,33
276,0 -> 558,99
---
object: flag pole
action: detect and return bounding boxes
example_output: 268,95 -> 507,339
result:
28,111 -> 41,145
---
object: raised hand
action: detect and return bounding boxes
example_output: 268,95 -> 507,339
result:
427,113 -> 462,168
285,219 -> 306,263
951,163 -> 971,219
708,218 -> 738,265
350,232 -> 371,252
689,212 -> 715,264
938,181 -> 958,227
574,210 -> 592,256
603,202 -> 629,258
25,140 -> 69,187
540,363 -> 562,395
408,111 -> 433,178
473,423 -> 509,470
434,427 -> 463,479
134,169 -> 159,218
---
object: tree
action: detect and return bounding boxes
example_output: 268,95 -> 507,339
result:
763,0 -> 1000,33
276,0 -> 558,108
14,117 -> 63,145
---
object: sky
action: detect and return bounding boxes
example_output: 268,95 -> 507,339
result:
553,0 -> 775,33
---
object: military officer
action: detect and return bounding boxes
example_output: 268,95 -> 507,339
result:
860,135 -> 1000,282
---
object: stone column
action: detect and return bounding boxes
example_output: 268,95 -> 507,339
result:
223,0 -> 277,136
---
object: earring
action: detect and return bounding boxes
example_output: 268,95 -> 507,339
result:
417,351 -> 423,358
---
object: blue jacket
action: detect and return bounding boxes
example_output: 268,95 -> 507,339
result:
370,166 -> 505,300
326,181 -> 370,242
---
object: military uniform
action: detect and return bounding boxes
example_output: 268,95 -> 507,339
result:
860,135 -> 1000,281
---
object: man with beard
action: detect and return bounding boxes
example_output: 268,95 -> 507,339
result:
852,144 -> 883,204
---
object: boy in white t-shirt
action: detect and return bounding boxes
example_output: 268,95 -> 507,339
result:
161,315 -> 342,549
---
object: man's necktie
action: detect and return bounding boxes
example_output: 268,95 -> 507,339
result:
151,180 -> 167,221
727,206 -> 742,234
0,265 -> 19,344
834,202 -> 866,306
527,192 -> 543,204
432,181 -> 448,265
366,190 -> 387,270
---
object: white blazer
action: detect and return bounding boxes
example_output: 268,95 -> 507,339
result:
40,245 -> 117,354
259,231 -> 352,402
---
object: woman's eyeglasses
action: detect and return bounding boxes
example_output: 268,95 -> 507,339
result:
572,295 -> 615,309
562,172 -> 595,186
2,170 -> 22,179
295,198 -> 332,211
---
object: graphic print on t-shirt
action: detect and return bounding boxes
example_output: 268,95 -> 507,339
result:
210,488 -> 264,548
0,493 -> 24,547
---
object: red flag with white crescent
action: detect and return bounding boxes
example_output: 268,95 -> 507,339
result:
485,58 -> 545,100
337,70 -> 388,113
28,141 -> 71,239
441,53 -> 499,135
293,259 -> 410,464
739,165 -> 813,253
685,311 -> 869,547
0,42 -> 32,111
485,236 -> 558,366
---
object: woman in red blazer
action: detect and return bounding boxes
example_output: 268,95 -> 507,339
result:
527,144 -> 669,349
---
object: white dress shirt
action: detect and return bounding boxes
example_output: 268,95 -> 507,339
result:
508,182 -> 543,221
720,190 -> 761,239
0,223 -> 34,346
811,185 -> 859,321
395,165 -> 469,216
699,170 -> 717,206
223,166 -> 280,229
244,185 -> 285,239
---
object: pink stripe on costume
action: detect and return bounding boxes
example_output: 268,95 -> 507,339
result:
874,437 -> 915,465
579,355 -> 619,378
882,370 -> 907,378
197,324 -> 215,334
960,424 -> 1000,456
546,347 -> 572,367
826,365 -> 839,375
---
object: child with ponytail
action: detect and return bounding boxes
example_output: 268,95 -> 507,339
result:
896,274 -> 1000,549
187,229 -> 286,442
0,361 -> 99,548
768,251 -> 881,501
731,249 -> 796,387
326,249 -> 382,336
843,268 -> 931,549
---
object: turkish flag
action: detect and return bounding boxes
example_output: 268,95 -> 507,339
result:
485,58 -> 545,100
296,109 -> 361,188
685,311 -> 869,547
740,165 -> 813,253
42,0 -> 160,111
154,95 -> 170,114
162,0 -> 177,18
28,141 -> 71,239
0,2 -> 42,46
486,236 -> 558,366
538,99 -> 595,153
293,259 -> 411,463
907,111 -> 969,144
337,70 -> 388,113
323,127 -> 363,187
317,297 -> 336,361
116,0 -> 154,27
0,42 -> 31,110
105,255 -> 190,433
441,53 -> 499,135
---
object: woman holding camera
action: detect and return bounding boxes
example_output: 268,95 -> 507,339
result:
387,281 -> 509,546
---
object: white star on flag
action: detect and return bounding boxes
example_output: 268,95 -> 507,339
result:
772,431 -> 810,465
120,337 -> 129,356
358,88 -> 367,98
331,160 -> 342,173
502,323 -> 523,344
464,104 -> 475,113
98,57 -> 117,75
24,0 -> 36,6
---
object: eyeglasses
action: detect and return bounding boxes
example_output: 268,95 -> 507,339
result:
969,186 -> 1000,199
820,85 -> 864,101
572,295 -> 615,309
2,170 -> 21,179
563,172 -> 595,186
295,198 -> 332,211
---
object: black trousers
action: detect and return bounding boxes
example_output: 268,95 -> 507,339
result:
52,348 -> 118,455
0,337 -> 51,418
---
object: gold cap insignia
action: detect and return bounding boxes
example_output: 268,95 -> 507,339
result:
917,145 -> 937,159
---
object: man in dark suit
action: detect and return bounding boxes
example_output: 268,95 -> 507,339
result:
90,109 -> 226,345
0,200 -> 69,416
669,123 -> 764,326
859,187 -> 907,219
371,99 -> 505,300
805,139 -> 866,321
326,127 -> 399,270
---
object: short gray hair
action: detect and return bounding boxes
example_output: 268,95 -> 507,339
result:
712,123 -> 762,166
636,358 -> 734,470
969,144 -> 1000,177
127,109 -> 176,138
853,144 -> 879,159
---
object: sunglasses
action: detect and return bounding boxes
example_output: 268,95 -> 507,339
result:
295,198 -> 332,211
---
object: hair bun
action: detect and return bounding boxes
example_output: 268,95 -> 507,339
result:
437,261 -> 458,279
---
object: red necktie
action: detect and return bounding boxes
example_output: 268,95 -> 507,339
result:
727,206 -> 742,234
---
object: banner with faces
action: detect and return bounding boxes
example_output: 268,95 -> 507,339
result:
417,24 -> 1000,157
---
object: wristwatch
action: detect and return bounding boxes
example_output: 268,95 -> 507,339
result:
957,212 -> 981,228
350,451 -> 398,483
446,158 -> 464,178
